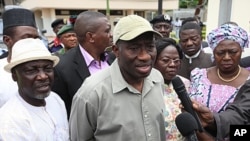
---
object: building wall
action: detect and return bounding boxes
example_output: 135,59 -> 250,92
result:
205,0 -> 220,39
20,0 -> 178,10
7,0 -> 250,42
19,0 -> 179,39
231,0 -> 250,33
206,0 -> 250,40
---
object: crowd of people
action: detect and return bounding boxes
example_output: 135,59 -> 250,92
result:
1,6 -> 250,141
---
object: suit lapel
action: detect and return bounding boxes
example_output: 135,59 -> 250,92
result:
73,46 -> 91,80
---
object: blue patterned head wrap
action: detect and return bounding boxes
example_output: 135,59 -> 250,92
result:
207,24 -> 249,50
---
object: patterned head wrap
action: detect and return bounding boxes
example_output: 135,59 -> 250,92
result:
207,24 -> 249,50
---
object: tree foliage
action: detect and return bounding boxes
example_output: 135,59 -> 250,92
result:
179,0 -> 207,8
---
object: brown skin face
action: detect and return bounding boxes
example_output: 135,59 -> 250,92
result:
12,60 -> 54,106
112,32 -> 156,92
84,17 -> 112,61
3,26 -> 39,62
89,17 -> 112,54
214,40 -> 242,73
59,31 -> 78,51
154,45 -> 181,84
179,29 -> 202,56
153,22 -> 172,38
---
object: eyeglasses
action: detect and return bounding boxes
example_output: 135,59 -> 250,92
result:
159,58 -> 181,65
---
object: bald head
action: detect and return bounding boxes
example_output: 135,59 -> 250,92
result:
74,11 -> 107,43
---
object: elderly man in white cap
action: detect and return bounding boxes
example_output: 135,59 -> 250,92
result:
69,15 -> 166,141
0,8 -> 40,107
0,38 -> 69,141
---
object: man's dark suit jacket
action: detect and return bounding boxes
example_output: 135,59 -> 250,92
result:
52,46 -> 115,117
177,51 -> 214,80
240,56 -> 250,68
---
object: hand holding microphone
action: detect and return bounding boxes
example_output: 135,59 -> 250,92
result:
192,100 -> 215,128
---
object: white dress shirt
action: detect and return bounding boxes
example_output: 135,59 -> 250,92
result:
0,58 -> 18,107
0,92 -> 69,141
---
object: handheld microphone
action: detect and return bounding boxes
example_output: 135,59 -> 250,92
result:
172,76 -> 204,132
175,112 -> 199,141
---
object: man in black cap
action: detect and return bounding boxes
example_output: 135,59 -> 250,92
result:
0,8 -> 39,107
48,18 -> 66,53
150,14 -> 172,38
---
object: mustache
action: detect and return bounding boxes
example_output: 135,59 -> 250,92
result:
135,61 -> 153,67
35,81 -> 51,88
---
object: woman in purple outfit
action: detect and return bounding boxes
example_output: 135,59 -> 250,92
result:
189,24 -> 250,140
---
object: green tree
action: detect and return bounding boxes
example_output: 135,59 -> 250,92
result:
179,0 -> 199,8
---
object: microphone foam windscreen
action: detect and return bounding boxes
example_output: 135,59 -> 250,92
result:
175,112 -> 198,136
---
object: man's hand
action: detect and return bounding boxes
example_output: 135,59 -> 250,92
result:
192,100 -> 214,128
179,99 -> 218,138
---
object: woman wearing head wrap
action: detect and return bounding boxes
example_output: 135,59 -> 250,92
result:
189,24 -> 250,140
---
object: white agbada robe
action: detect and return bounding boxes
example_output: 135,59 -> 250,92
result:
0,58 -> 18,107
0,92 -> 69,141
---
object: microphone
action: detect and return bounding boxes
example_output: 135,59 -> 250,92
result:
175,112 -> 198,141
172,76 -> 204,132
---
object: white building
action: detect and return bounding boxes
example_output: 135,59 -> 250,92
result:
206,0 -> 250,39
2,0 -> 250,41
18,0 -> 179,38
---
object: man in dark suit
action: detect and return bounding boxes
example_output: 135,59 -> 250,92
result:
52,11 -> 113,117
181,17 -> 209,48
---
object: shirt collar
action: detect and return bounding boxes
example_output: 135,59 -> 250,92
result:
79,45 -> 109,67
184,47 -> 202,64
110,59 -> 162,94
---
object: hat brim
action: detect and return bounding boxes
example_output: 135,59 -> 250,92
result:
4,56 -> 59,73
119,27 -> 162,41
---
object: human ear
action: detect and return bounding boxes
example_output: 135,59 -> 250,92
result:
11,70 -> 18,82
86,32 -> 95,43
112,45 -> 119,58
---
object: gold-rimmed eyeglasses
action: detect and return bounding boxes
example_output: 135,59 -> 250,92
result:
160,58 -> 181,65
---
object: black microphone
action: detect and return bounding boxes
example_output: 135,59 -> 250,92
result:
175,112 -> 198,141
172,76 -> 204,132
